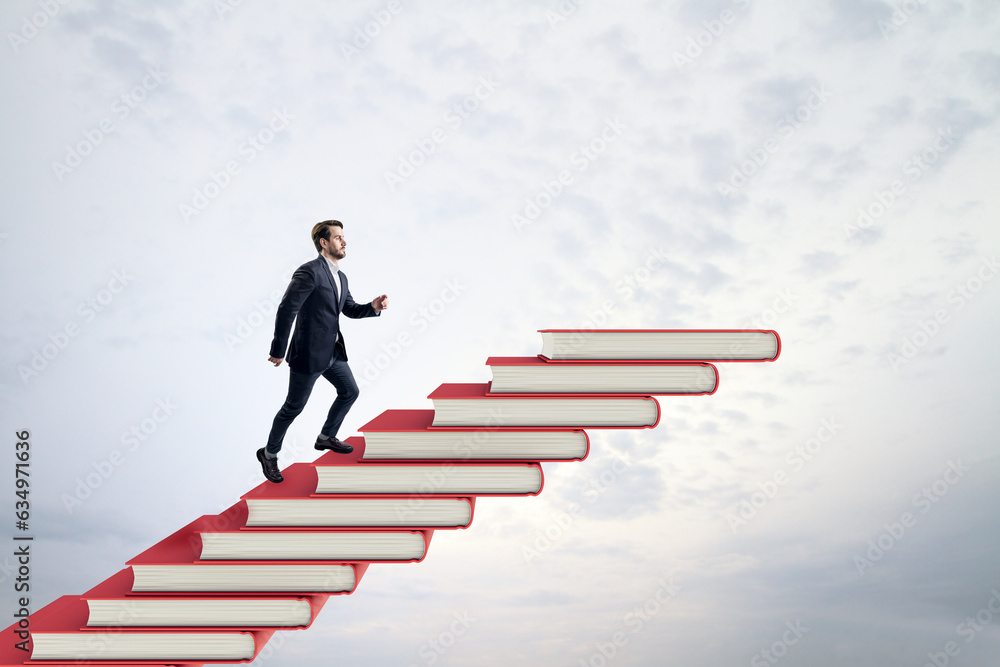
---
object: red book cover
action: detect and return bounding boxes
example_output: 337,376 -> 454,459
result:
9,592 -> 275,664
241,461 -> 477,530
427,382 -> 662,429
536,328 -> 782,362
485,356 -> 720,395
310,437 -> 545,497
126,511 -> 368,596
357,409 -> 591,462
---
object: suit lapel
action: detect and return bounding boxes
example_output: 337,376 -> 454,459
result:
337,271 -> 347,312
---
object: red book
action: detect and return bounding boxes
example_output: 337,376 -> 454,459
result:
195,527 -> 433,564
242,461 -> 477,530
486,355 -> 719,395
427,382 -> 662,429
311,437 -> 545,497
357,409 -> 590,461
536,328 -> 781,362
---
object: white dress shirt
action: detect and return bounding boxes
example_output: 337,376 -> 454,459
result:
321,254 -> 341,342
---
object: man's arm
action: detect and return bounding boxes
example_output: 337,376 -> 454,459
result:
342,286 -> 387,319
268,264 -> 317,364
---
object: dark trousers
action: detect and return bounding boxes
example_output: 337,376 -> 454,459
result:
265,349 -> 359,457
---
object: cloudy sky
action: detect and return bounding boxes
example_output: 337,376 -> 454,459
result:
1,0 -> 999,665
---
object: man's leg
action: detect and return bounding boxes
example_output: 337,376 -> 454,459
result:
265,370 -> 322,458
318,358 -> 360,441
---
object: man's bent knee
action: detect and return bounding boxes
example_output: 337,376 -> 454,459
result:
340,386 -> 360,404
277,399 -> 308,418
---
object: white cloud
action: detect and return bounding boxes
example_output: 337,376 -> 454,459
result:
1,0 -> 998,665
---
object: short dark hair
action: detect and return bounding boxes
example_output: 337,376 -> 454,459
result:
312,220 -> 343,252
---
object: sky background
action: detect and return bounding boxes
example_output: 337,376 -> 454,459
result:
1,0 -> 999,665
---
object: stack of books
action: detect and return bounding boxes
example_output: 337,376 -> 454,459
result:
0,329 -> 778,665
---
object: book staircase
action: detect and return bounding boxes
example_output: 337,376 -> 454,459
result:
1,329 -> 780,666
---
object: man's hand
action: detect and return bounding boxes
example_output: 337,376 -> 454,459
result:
268,356 -> 284,367
372,294 -> 389,313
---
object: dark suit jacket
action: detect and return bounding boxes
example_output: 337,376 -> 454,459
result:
269,256 -> 379,373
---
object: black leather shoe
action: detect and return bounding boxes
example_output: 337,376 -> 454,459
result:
315,436 -> 353,453
256,448 -> 283,483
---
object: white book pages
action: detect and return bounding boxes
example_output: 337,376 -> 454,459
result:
130,564 -> 355,593
246,497 -> 472,527
489,362 -> 716,393
86,598 -> 312,627
315,464 -> 542,495
199,531 -> 426,561
31,632 -> 255,661
361,429 -> 586,460
430,397 -> 657,427
540,330 -> 778,360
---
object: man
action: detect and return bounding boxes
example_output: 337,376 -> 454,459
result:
258,220 -> 388,483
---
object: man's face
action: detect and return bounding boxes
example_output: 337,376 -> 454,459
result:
321,227 -> 346,260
